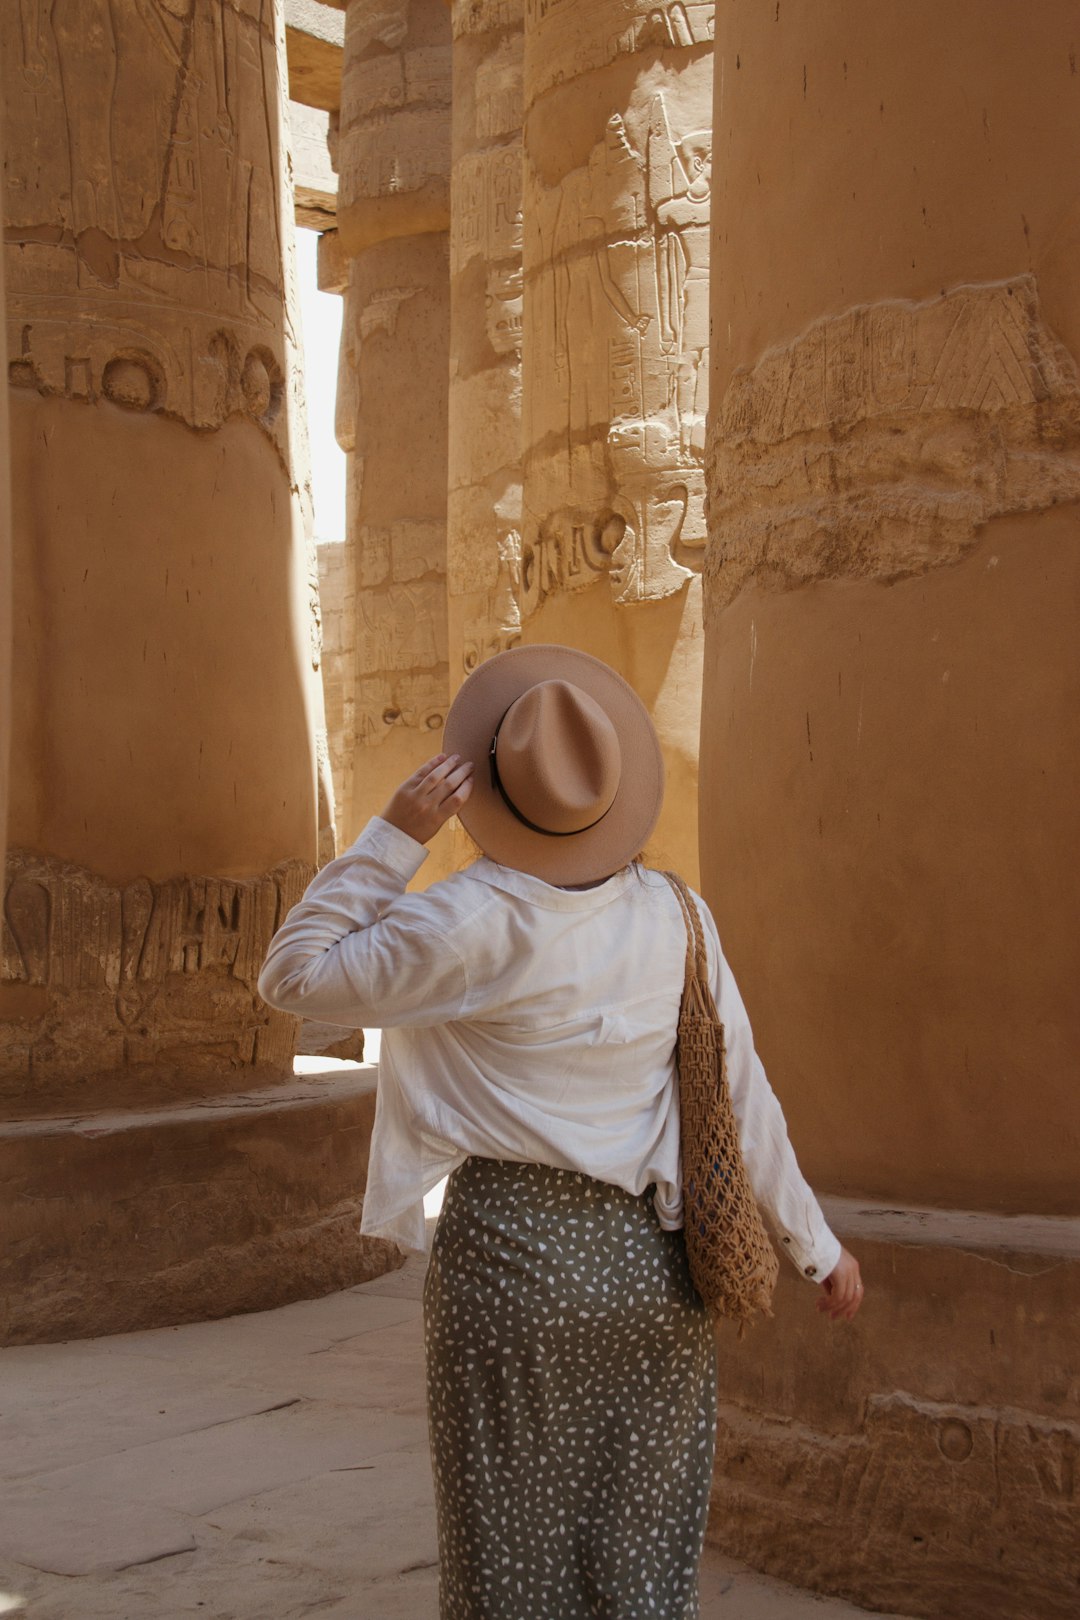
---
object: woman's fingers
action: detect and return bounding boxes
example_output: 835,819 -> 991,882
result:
818,1287 -> 856,1321
836,1277 -> 860,1319
434,760 -> 474,806
420,753 -> 467,796
410,754 -> 448,786
379,753 -> 474,843
447,771 -> 475,808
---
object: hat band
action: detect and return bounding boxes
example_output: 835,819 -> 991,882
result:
488,713 -> 617,840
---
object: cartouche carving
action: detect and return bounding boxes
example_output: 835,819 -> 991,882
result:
3,0 -> 288,447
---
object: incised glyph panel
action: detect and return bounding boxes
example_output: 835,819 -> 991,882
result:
4,0 -> 290,449
705,276 -> 1080,614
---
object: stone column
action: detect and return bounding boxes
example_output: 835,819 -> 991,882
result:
335,0 -> 452,862
519,0 -> 715,879
0,42 -> 9,882
0,0 -> 396,1344
446,0 -> 524,690
703,4 -> 1080,1612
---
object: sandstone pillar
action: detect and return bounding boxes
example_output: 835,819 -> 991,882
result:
335,0 -> 452,862
0,0 -> 396,1344
0,56 -> 9,881
446,0 -> 524,693
703,4 -> 1080,1612
519,1 -> 715,878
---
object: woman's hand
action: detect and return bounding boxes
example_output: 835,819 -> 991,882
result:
380,754 -> 474,846
816,1246 -> 863,1322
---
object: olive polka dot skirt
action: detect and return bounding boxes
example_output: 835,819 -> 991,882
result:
423,1157 -> 718,1619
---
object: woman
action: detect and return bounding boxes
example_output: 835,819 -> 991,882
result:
259,645 -> 863,1620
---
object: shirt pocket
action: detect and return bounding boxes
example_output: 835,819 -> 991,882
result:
571,991 -> 680,1094
478,991 -> 676,1106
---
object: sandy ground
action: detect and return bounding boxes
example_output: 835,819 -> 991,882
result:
0,1251 -> 911,1620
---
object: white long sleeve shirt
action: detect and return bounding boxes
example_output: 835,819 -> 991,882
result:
258,818 -> 841,1281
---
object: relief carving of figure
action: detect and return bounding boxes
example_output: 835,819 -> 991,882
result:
522,88 -> 711,617
652,119 -> 710,463
548,116 -> 652,437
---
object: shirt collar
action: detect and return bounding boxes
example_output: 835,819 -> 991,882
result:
464,857 -> 639,912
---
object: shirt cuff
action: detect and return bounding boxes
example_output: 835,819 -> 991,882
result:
778,1223 -> 842,1284
348,816 -> 430,884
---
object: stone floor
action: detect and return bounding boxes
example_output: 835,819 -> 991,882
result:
0,1249 -> 912,1620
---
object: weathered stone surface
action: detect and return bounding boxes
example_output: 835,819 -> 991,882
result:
522,73 -> 712,612
339,236 -> 451,836
707,1203 -> 1080,1620
0,0 -> 390,1342
706,276 -> 1080,616
289,100 -> 338,228
317,226 -> 349,294
702,10 -> 1080,1609
506,0 -> 713,879
337,0 -> 452,255
316,1 -> 709,878
0,851 -> 310,1113
331,0 -> 453,861
4,2 -> 294,456
0,112 -> 8,895
297,1017 -> 365,1062
712,1394 -> 1080,1620
0,1066 -> 401,1346
0,1489 -> 197,1577
316,540 -> 358,840
524,0 -> 714,101
447,0 -> 525,687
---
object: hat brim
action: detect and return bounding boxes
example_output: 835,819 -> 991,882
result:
442,645 -> 664,885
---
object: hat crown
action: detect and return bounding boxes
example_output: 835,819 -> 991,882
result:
495,680 -> 621,836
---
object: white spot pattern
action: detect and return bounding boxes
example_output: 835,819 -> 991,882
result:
424,1157 -> 718,1618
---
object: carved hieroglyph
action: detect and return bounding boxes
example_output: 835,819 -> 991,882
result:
2,0 -> 320,1088
4,0 -> 292,456
705,275 -> 1080,616
447,0 -> 525,683
1,852 -> 311,1108
524,0 -> 714,96
522,10 -> 715,616
712,1391 -> 1080,1620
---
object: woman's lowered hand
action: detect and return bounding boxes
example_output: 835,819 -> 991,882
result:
380,753 -> 475,846
817,1246 -> 863,1322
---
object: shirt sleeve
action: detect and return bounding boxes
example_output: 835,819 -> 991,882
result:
698,901 -> 842,1283
257,818 -> 469,1028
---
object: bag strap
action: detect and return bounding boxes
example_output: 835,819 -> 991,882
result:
661,871 -> 709,986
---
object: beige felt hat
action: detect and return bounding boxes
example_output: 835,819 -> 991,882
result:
442,645 -> 664,885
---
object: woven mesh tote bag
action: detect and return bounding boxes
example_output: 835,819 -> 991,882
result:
662,872 -> 779,1324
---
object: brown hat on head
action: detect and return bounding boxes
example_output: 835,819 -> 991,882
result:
442,645 -> 664,885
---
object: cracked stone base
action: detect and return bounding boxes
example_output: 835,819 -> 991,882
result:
0,1065 -> 403,1346
706,1198 -> 1080,1619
